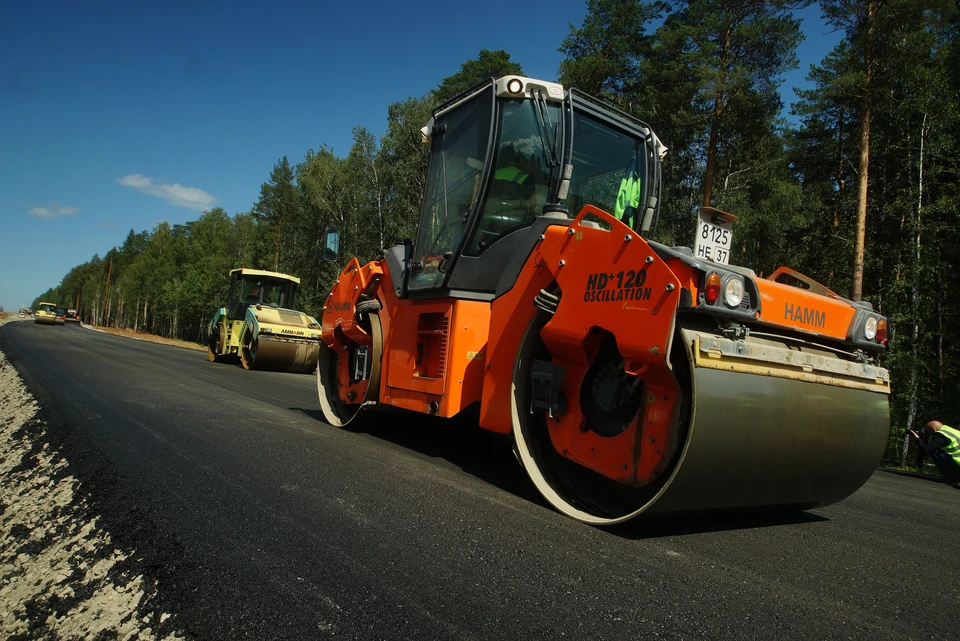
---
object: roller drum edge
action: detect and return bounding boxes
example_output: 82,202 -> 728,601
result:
247,337 -> 320,373
316,313 -> 383,428
647,328 -> 890,514
646,367 -> 889,515
512,313 -> 890,526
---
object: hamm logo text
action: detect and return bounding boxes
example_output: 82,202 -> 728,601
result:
784,303 -> 825,328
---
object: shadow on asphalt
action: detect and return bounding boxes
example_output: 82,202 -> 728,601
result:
291,406 -> 548,509
293,406 -> 842,538
608,509 -> 829,540
877,466 -> 951,484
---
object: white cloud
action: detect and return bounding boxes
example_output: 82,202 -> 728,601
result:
117,173 -> 216,211
28,202 -> 79,219
503,135 -> 547,159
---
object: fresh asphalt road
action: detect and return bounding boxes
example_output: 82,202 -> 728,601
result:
1,321 -> 957,640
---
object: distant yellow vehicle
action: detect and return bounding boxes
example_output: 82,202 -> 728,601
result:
206,268 -> 322,373
35,302 -> 57,325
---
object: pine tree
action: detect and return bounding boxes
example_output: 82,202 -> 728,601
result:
253,157 -> 301,272
558,0 -> 664,100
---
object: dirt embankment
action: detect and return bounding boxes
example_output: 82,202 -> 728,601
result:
0,339 -> 184,640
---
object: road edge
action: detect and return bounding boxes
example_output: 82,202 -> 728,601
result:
0,331 -> 188,640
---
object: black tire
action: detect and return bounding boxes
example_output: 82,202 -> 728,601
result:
355,299 -> 382,316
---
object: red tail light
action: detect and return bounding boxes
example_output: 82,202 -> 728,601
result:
705,272 -> 721,304
877,318 -> 888,345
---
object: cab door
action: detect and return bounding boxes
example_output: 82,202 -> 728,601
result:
407,86 -> 494,295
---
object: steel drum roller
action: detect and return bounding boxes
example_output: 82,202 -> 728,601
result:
647,366 -> 889,515
512,320 -> 890,525
243,336 -> 320,374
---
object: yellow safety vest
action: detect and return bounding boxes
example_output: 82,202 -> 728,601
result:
615,170 -> 641,223
613,155 -> 640,222
495,166 -> 529,184
938,425 -> 960,466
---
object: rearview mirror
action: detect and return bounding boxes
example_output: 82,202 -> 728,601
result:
214,295 -> 221,308
323,227 -> 340,263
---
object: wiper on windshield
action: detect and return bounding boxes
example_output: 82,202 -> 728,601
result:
531,89 -> 572,208
532,89 -> 559,170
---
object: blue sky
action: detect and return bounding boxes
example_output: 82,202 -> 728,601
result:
0,1 -> 841,312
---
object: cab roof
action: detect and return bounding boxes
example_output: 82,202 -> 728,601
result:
229,268 -> 301,285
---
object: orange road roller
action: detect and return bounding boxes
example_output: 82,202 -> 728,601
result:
317,76 -> 890,525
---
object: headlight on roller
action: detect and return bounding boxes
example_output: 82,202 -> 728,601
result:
864,316 -> 877,340
723,278 -> 744,308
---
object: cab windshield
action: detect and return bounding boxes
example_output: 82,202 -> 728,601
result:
466,99 -> 559,255
39,303 -> 56,313
240,277 -> 297,309
467,97 -> 648,255
410,89 -> 493,290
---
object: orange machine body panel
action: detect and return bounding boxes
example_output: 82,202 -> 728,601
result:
481,206 -> 684,485
752,279 -> 856,339
664,259 -> 858,341
479,262 -> 556,435
321,258 -> 383,344
322,257 -> 490,419
323,203 -> 876,488
667,258 -> 856,341
378,296 -> 490,417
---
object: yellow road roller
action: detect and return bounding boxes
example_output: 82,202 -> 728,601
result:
207,268 -> 321,373
35,302 -> 57,325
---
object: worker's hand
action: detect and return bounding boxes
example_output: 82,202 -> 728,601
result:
909,430 -> 919,439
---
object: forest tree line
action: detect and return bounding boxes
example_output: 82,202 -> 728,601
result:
33,1 -> 959,460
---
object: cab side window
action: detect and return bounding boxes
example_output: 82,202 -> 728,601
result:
465,100 -> 555,256
410,92 -> 493,290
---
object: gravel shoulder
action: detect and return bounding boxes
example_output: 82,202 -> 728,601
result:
0,318 -> 184,640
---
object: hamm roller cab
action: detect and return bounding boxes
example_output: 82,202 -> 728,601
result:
317,76 -> 891,525
207,268 -> 322,373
